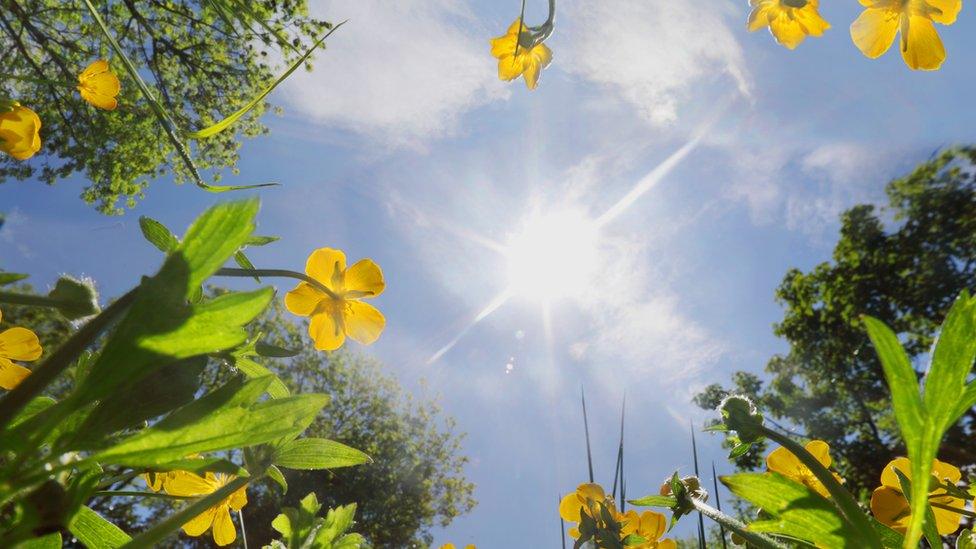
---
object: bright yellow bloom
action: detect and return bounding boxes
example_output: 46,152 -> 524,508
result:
489,19 -> 552,90
163,471 -> 247,546
559,483 -> 616,538
285,248 -> 385,352
766,440 -> 842,498
870,457 -> 965,536
0,104 -> 41,161
627,510 -> 676,549
0,308 -> 42,390
747,0 -> 831,49
851,0 -> 961,70
142,470 -> 181,492
77,60 -> 121,110
439,544 -> 475,549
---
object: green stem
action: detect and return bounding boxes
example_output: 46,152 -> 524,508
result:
214,267 -> 339,299
121,476 -> 251,548
94,490 -> 195,500
0,288 -> 138,428
760,426 -> 882,548
691,498 -> 788,549
929,501 -> 976,519
0,290 -> 69,309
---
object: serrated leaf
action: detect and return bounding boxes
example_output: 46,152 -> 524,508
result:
273,438 -> 370,470
138,216 -> 179,253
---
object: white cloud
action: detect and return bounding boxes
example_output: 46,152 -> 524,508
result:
280,0 -> 506,146
561,0 -> 750,125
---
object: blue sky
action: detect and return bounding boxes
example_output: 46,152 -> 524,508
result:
3,0 -> 976,546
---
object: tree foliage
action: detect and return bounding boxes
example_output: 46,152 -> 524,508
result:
695,146 -> 976,499
0,0 -> 328,214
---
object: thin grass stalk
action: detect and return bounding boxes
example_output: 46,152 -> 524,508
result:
581,387 -> 594,483
711,461 -> 728,549
691,421 -> 706,549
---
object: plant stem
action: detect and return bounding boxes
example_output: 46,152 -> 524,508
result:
214,267 -> 339,299
929,501 -> 976,518
94,490 -> 195,500
0,288 -> 138,428
760,426 -> 882,548
691,498 -> 788,549
0,290 -> 69,309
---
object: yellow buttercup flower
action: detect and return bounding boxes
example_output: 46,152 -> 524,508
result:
285,248 -> 385,352
0,308 -> 42,390
747,0 -> 831,49
163,471 -> 247,546
489,19 -> 552,90
0,103 -> 41,161
439,544 -> 476,549
142,470 -> 180,492
851,0 -> 962,70
870,457 -> 965,536
766,440 -> 843,498
628,510 -> 676,549
77,60 -> 121,110
559,483 -> 614,538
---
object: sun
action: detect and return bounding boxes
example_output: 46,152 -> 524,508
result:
504,209 -> 600,301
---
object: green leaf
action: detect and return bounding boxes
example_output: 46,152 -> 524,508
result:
267,464 -> 288,494
147,457 -> 245,476
92,377 -> 328,467
957,529 -> 976,549
924,291 -> 976,432
9,397 -> 55,428
245,235 -> 280,247
272,438 -> 370,470
729,442 -> 752,459
892,467 -> 942,549
233,250 -> 261,282
721,472 -> 858,548
186,24 -> 343,139
17,533 -> 61,549
233,356 -> 290,398
870,517 -> 904,548
0,272 -> 28,285
862,316 -> 925,445
138,216 -> 179,253
178,199 -> 260,290
255,341 -> 301,358
68,506 -> 131,549
955,382 -> 976,428
627,495 -> 677,508
48,276 -> 100,320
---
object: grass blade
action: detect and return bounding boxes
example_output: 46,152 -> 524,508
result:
581,387 -> 594,483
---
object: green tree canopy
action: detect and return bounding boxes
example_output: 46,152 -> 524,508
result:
696,146 -> 976,498
0,0 -> 328,214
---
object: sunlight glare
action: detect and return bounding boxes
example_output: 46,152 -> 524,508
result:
505,209 -> 599,300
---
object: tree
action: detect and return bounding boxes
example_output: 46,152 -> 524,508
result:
0,0 -> 328,214
83,297 -> 476,548
695,147 -> 976,499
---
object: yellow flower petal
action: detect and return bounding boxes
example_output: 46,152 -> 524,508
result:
305,248 -> 346,290
163,471 -> 217,497
805,440 -> 832,467
309,310 -> 345,351
182,505 -> 218,537
851,8 -> 900,59
522,44 -> 552,89
344,301 -> 385,345
0,105 -> 41,161
769,16 -> 809,49
926,0 -> 962,24
747,3 -> 774,32
344,259 -> 385,297
559,492 -> 584,522
879,456 -> 912,490
639,510 -> 667,539
900,15 -> 946,70
766,445 -> 801,474
871,485 -> 911,533
497,55 -> 525,82
284,282 -> 324,317
78,60 -> 120,111
795,6 -> 831,36
227,483 -> 248,511
0,357 -> 31,390
80,59 -> 110,80
211,506 -> 237,546
0,327 -> 42,361
658,540 -> 678,549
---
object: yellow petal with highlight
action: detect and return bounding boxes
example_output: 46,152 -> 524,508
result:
879,457 -> 912,490
211,507 -> 237,546
284,282 -> 324,317
310,310 -> 345,351
0,327 -> 42,361
900,15 -> 946,70
344,301 -> 385,345
769,17 -> 808,49
805,440 -> 832,467
926,0 -> 962,24
871,485 -> 911,533
851,8 -> 899,58
227,484 -> 248,511
559,492 -> 584,522
0,357 -> 31,390
497,55 -> 524,81
747,4 -> 773,32
182,505 -> 218,537
163,471 -> 217,497
0,105 -> 41,161
640,510 -> 667,539
344,259 -> 385,297
305,248 -> 346,290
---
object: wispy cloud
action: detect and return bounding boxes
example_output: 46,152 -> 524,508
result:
280,0 -> 506,146
561,0 -> 750,125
